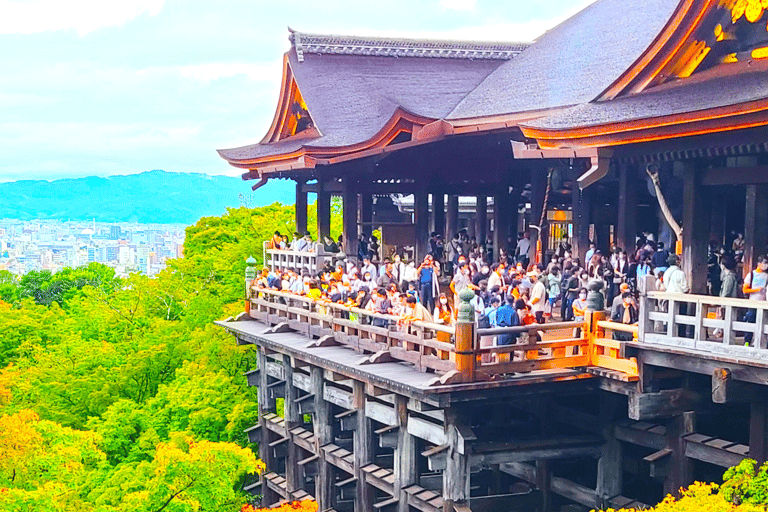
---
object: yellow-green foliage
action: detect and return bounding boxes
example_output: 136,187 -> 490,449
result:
599,460 -> 768,512
0,203 -> 322,511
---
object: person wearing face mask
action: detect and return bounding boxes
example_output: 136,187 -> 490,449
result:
473,263 -> 491,287
562,266 -> 581,321
450,263 -> 474,311
361,272 -> 376,292
612,292 -> 638,341
572,288 -> 588,322
433,293 -> 454,343
418,255 -> 440,311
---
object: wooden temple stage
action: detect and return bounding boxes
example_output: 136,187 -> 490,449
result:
213,0 -> 768,510
216,279 -> 768,512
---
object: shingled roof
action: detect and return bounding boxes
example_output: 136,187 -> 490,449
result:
218,32 -> 528,163
522,62 -> 768,132
447,0 -> 682,120
289,30 -> 529,62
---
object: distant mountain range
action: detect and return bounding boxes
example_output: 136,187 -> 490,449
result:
0,170 -> 296,224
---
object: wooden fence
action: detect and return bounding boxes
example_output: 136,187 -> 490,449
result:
639,290 -> 768,360
263,241 -> 343,275
249,287 -> 639,384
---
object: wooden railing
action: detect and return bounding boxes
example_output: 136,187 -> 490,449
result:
639,290 -> 768,358
248,286 -> 640,384
250,287 -> 457,375
263,241 -> 342,275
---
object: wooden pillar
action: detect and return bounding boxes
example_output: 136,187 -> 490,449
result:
283,355 -> 301,493
443,408 -> 471,511
750,401 -> 768,464
596,393 -> 623,508
414,189 -> 430,261
353,381 -> 374,512
476,196 -> 488,244
447,195 -> 459,239
343,178 -> 358,258
531,166 -> 548,264
258,347 -> 277,505
682,163 -> 710,294
394,396 -> 418,512
617,163 -> 638,253
359,193 -> 373,237
573,183 -> 591,265
494,190 -> 510,262
311,366 -> 335,510
432,192 -> 446,236
536,460 -> 553,512
296,179 -> 308,234
744,184 -> 768,276
664,412 -> 695,497
317,178 -> 332,238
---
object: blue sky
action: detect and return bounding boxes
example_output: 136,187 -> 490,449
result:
0,0 -> 595,183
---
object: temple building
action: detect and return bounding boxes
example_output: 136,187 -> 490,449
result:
217,0 -> 768,511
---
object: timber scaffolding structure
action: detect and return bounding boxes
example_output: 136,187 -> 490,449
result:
217,277 -> 768,512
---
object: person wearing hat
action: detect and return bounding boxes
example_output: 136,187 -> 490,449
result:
528,269 -> 548,324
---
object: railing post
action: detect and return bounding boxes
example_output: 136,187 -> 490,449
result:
455,288 -> 476,382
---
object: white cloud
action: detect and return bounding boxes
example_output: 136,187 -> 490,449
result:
0,0 -> 164,35
439,0 -> 477,11
176,62 -> 283,83
332,0 -> 597,42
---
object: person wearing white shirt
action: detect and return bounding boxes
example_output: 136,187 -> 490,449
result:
528,271 -> 548,323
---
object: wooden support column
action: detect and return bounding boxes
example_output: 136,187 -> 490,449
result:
317,178 -> 332,238
296,179 -> 308,234
443,408 -> 471,511
596,393 -> 623,508
432,192 -> 446,236
394,395 -> 418,512
750,401 -> 768,464
531,166 -> 548,264
744,184 -> 768,276
311,366 -> 335,510
494,189 -> 510,262
414,189 -> 430,261
258,347 -> 278,505
664,412 -> 696,497
283,355 -> 301,494
682,163 -> 711,294
342,178 -> 358,258
359,192 -> 373,239
617,163 -> 638,253
353,381 -> 374,512
476,195 -> 488,244
573,183 -> 591,264
447,195 -> 459,239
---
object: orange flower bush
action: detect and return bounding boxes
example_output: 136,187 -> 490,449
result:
241,499 -> 318,512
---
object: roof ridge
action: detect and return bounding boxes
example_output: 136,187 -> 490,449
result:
288,29 -> 530,62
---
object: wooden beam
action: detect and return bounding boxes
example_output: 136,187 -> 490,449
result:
394,395 -> 418,512
296,179 -> 308,234
443,409 -> 471,510
365,399 -> 397,426
283,354 -> 301,494
311,366 -> 335,511
712,367 -> 768,404
317,177 -> 332,238
682,163 -> 710,295
343,177 -> 358,261
354,381 -> 375,512
703,165 -> 768,186
617,163 -> 638,255
628,389 -> 706,421
447,195 -> 459,239
596,394 -> 623,509
324,384 -> 355,410
476,195 -> 488,243
665,412 -> 696,497
257,347 -> 278,506
744,184 -> 768,278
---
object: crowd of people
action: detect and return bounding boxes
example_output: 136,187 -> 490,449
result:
259,227 -> 764,343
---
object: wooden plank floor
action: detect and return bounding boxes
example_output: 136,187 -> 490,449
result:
217,319 -> 595,402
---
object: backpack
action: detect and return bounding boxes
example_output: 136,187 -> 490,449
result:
477,312 -> 491,329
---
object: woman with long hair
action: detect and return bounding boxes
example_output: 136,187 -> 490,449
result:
433,293 -> 454,344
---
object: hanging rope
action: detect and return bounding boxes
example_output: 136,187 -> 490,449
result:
535,168 -> 554,265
